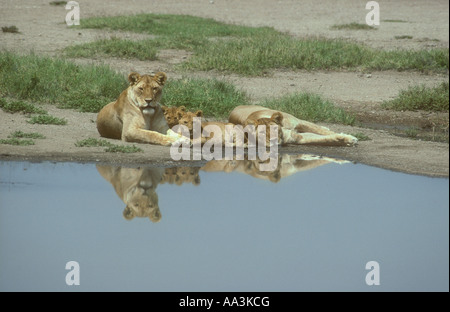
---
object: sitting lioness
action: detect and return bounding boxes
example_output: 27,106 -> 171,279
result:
96,72 -> 184,146
229,105 -> 358,146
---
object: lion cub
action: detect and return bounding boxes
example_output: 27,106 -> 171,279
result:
162,105 -> 187,128
176,110 -> 283,146
177,110 -> 244,145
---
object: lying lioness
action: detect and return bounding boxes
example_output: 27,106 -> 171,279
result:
229,105 -> 358,146
96,72 -> 184,146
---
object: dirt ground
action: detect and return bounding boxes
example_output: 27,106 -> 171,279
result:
0,0 -> 448,177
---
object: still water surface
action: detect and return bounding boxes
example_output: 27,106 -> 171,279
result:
0,154 -> 448,291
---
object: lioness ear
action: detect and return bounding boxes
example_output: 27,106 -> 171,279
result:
195,110 -> 203,118
150,209 -> 162,223
123,206 -> 135,220
154,72 -> 167,86
128,72 -> 140,85
271,112 -> 283,125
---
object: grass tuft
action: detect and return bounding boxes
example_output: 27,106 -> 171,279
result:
0,51 -> 127,113
0,98 -> 47,114
261,93 -> 356,126
27,114 -> 67,125
331,23 -> 376,30
382,82 -> 449,112
162,78 -> 250,118
75,138 -> 143,153
8,131 -> 46,139
2,26 -> 20,33
0,138 -> 35,146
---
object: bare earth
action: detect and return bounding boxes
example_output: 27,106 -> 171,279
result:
0,0 -> 448,177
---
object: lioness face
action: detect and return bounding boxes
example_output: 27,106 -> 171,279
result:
245,112 -> 284,146
123,182 -> 161,222
127,72 -> 167,114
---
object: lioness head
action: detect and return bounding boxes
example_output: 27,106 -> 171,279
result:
122,169 -> 162,223
162,105 -> 186,128
244,112 -> 284,146
127,71 -> 167,115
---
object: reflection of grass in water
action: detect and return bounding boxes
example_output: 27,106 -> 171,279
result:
75,138 -> 143,153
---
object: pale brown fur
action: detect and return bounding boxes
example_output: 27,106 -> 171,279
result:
201,154 -> 349,183
229,105 -> 358,146
178,110 -> 245,146
96,72 -> 186,146
162,105 -> 187,128
96,165 -> 164,222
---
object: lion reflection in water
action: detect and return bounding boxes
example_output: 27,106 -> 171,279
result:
97,154 -> 348,222
97,165 -> 201,222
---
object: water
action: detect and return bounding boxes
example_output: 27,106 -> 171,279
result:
0,154 -> 448,292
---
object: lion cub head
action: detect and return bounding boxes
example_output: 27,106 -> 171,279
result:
244,112 -> 284,146
178,110 -> 203,132
162,105 -> 187,128
127,71 -> 167,115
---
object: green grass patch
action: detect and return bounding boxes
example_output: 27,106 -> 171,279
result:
261,93 -> 356,126
161,78 -> 250,118
66,13 -> 448,75
8,131 -> 46,139
0,51 -> 127,113
351,132 -> 371,141
382,82 -> 449,112
331,22 -> 376,30
2,26 -> 20,33
27,114 -> 67,125
75,138 -> 143,153
0,98 -> 47,114
0,138 -> 35,146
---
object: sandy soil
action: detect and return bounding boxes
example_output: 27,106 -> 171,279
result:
0,0 -> 448,177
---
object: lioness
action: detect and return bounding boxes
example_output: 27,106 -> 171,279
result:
96,72 -> 185,146
96,165 -> 164,222
201,154 -> 350,183
229,105 -> 358,146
